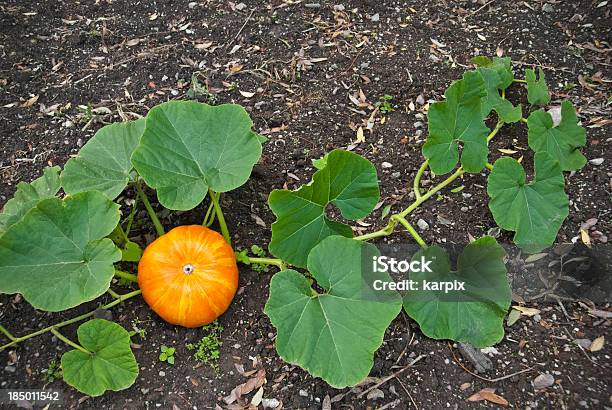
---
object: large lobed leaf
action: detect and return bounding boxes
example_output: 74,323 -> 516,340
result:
265,236 -> 402,388
268,150 -> 379,267
0,191 -> 121,311
62,319 -> 138,396
423,70 -> 490,174
527,101 -> 586,171
0,166 -> 61,234
403,237 -> 511,348
487,153 -> 568,253
131,101 -> 262,210
61,118 -> 145,199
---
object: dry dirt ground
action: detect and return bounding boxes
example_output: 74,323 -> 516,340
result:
0,0 -> 611,409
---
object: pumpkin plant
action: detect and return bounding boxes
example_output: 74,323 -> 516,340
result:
0,101 -> 264,396
260,56 -> 586,387
0,56 -> 588,395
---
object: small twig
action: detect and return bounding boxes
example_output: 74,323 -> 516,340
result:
225,9 -> 254,50
357,354 -> 425,399
465,0 -> 496,19
554,296 -> 572,321
448,343 -> 534,382
395,313 -> 413,365
396,377 -> 419,409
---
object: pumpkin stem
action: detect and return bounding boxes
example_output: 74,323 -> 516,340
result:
208,189 -> 231,245
51,328 -> 91,355
0,290 -> 142,351
136,180 -> 165,237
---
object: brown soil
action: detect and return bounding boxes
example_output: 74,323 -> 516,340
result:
1,0 -> 610,409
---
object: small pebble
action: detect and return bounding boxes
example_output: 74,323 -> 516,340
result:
298,389 -> 308,397
381,162 -> 393,169
589,158 -> 604,166
533,373 -> 554,389
417,219 -> 429,231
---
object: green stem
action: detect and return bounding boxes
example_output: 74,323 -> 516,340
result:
115,269 -> 138,283
513,78 -> 527,83
124,195 -> 140,236
113,223 -> 130,245
487,121 -> 504,143
247,257 -> 285,270
135,181 -> 164,237
520,117 -> 528,123
202,198 -> 216,227
354,220 -> 395,241
358,167 -> 466,241
399,167 -> 465,218
50,328 -> 90,354
413,160 -> 428,200
209,189 -> 231,245
0,290 -> 142,351
392,216 -> 427,248
0,325 -> 16,341
485,162 -> 494,171
107,289 -> 121,299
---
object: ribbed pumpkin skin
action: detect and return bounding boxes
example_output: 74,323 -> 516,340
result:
138,225 -> 238,327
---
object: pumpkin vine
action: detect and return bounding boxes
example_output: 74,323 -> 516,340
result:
0,56 -> 587,394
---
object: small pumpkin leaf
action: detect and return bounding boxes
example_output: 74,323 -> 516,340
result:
265,236 -> 402,388
525,68 -> 550,106
121,241 -> 143,262
61,119 -> 145,199
478,67 -> 521,123
268,150 -> 380,267
311,153 -> 329,170
403,236 -> 511,348
61,319 -> 138,396
487,153 -> 568,253
423,70 -> 490,174
527,101 -> 587,171
0,166 -> 61,234
131,101 -> 262,210
472,57 -> 513,88
0,191 -> 121,311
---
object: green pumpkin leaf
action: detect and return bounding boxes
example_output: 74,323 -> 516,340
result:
265,236 -> 402,388
423,71 -> 490,174
472,56 -> 514,89
268,150 -> 379,267
403,237 -> 511,348
525,68 -> 550,106
0,191 -> 121,311
487,153 -> 568,253
121,241 -> 142,262
0,166 -> 61,234
527,101 -> 587,171
478,68 -> 522,123
61,319 -> 138,396
131,101 -> 262,210
61,119 -> 145,199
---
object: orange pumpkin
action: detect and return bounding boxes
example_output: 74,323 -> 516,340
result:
138,225 -> 238,327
